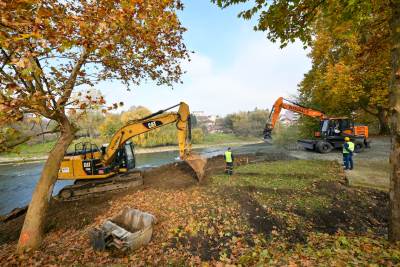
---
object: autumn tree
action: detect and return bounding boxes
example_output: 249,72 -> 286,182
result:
214,0 -> 400,241
97,114 -> 122,139
69,88 -> 106,138
120,106 -> 152,124
299,7 -> 391,134
0,0 -> 188,252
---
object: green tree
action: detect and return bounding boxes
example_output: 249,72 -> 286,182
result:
214,0 -> 400,241
1,0 -> 188,252
190,113 -> 198,128
223,109 -> 269,137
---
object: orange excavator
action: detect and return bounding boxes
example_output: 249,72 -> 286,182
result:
264,97 -> 370,153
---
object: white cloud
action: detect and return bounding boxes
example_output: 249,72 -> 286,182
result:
97,35 -> 311,116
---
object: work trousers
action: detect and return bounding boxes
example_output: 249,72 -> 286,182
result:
343,153 -> 353,170
225,162 -> 233,175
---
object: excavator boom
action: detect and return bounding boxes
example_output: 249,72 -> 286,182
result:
103,103 -> 190,165
264,97 -> 325,139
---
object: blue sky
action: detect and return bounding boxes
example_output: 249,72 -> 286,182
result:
98,1 -> 311,116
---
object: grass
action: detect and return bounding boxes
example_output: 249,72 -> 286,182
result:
211,160 -> 338,217
0,141 -> 57,158
212,159 -> 338,190
347,160 -> 390,191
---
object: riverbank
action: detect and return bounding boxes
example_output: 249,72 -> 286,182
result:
0,140 -> 262,164
0,142 -> 269,215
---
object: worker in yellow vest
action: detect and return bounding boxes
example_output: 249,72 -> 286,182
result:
224,147 -> 234,175
343,137 -> 355,170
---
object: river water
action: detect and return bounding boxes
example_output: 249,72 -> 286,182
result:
0,146 -> 232,215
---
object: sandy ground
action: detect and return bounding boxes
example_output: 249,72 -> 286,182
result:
286,136 -> 391,191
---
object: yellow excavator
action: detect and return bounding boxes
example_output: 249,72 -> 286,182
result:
57,102 -> 206,200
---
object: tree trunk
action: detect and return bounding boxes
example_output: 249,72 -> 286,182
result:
377,108 -> 390,135
388,0 -> 400,242
17,116 -> 76,252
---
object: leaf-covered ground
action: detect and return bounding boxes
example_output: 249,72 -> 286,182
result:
0,160 -> 399,266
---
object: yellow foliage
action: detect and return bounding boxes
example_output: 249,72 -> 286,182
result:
300,13 -> 390,120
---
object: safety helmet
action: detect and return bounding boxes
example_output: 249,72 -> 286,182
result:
344,137 -> 350,141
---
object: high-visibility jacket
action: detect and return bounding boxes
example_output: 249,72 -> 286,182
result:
224,151 -> 233,163
343,141 -> 354,154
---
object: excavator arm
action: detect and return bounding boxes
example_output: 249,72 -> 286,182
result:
103,102 -> 191,166
264,97 -> 325,139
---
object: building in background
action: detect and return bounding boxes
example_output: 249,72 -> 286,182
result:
192,111 -> 222,133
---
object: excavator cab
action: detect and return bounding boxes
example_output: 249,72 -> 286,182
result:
318,118 -> 359,138
69,142 -> 102,159
114,142 -> 136,172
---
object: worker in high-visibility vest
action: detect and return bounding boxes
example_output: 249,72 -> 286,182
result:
343,137 -> 355,170
224,147 -> 234,175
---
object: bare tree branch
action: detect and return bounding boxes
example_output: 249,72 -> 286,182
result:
0,48 -> 33,91
57,48 -> 90,108
28,46 -> 57,109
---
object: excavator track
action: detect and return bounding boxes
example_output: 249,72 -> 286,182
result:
56,170 -> 143,201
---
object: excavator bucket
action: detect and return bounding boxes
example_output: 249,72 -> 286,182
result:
263,126 -> 273,145
184,153 -> 207,182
